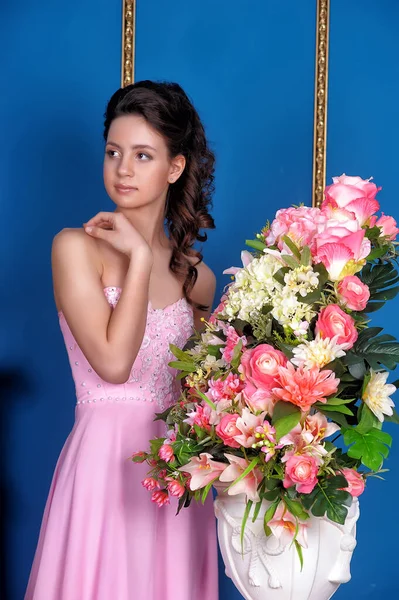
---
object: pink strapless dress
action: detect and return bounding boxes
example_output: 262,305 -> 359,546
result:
25,287 -> 219,600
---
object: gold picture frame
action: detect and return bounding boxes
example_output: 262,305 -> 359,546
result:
312,0 -> 330,207
121,0 -> 330,207
121,1 -> 136,87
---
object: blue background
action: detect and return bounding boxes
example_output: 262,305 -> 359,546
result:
1,0 -> 398,598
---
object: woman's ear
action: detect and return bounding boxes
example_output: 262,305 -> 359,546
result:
168,154 -> 186,183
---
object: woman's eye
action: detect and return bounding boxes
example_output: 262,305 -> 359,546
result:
137,152 -> 151,161
106,149 -> 119,158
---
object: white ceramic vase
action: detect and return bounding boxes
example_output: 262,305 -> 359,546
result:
214,485 -> 359,600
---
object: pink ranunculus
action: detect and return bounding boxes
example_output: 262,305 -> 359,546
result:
240,344 -> 287,395
166,478 -> 186,498
337,275 -> 370,311
215,414 -> 241,448
283,453 -> 319,494
158,469 -> 167,480
232,408 -> 267,448
272,362 -> 339,412
316,304 -> 358,350
376,214 -> 399,241
142,477 -> 160,491
219,454 -> 263,502
179,453 -> 227,490
268,502 -> 308,548
151,490 -> 170,507
158,443 -> 175,463
340,468 -> 365,497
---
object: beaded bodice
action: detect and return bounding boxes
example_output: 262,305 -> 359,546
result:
58,287 -> 194,410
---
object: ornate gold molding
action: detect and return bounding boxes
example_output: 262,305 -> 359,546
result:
121,1 -> 136,87
312,0 -> 330,207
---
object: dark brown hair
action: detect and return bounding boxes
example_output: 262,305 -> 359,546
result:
104,80 -> 215,309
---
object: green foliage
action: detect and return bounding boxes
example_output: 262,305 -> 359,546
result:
300,476 -> 352,524
343,427 -> 392,470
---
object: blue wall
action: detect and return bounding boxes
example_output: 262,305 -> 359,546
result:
326,1 -> 399,598
2,0 -> 397,598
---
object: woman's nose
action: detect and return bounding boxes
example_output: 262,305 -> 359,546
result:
117,155 -> 135,177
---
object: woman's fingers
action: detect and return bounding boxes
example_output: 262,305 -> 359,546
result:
84,225 -> 113,241
85,212 -> 117,229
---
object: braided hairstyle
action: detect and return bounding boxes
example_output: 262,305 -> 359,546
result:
103,81 -> 215,309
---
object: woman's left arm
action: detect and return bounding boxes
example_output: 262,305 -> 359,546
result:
190,261 -> 216,331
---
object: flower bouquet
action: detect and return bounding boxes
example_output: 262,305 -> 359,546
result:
133,175 -> 399,599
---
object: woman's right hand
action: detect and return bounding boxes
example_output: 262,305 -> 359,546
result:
84,212 -> 152,261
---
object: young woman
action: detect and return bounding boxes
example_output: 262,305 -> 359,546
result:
25,80 -> 219,600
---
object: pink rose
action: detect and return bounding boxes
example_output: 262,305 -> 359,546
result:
322,174 -> 380,226
158,444 -> 175,463
215,414 -> 241,448
340,468 -> 365,497
375,214 -> 399,241
142,477 -> 160,491
166,478 -> 186,498
316,304 -> 358,350
151,490 -> 170,507
283,453 -> 319,494
240,344 -> 287,395
337,276 -> 370,311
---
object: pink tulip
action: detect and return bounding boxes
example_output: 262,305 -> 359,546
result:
151,490 -> 170,507
166,478 -> 186,498
158,443 -> 175,463
179,453 -> 227,490
142,477 -> 160,491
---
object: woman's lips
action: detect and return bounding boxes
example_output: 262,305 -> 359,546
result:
115,184 -> 138,194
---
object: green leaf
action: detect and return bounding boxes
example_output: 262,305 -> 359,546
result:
357,403 -> 381,433
224,457 -> 260,493
263,499 -> 280,535
231,339 -> 243,370
301,477 -> 352,524
314,403 -> 354,416
343,427 -> 392,470
195,389 -> 217,411
281,255 -> 300,270
201,478 -> 217,504
271,401 -> 301,441
206,344 -> 224,358
283,497 -> 309,520
263,488 -> 280,501
324,396 -> 356,406
245,238 -> 266,252
366,246 -> 391,261
168,360 -> 197,372
300,246 -> 311,266
273,267 -> 290,286
252,500 -> 263,523
365,226 -> 382,240
317,409 -> 350,428
384,408 -> 399,424
282,236 -> 301,260
169,343 -> 191,361
241,500 -> 253,552
294,540 -> 304,571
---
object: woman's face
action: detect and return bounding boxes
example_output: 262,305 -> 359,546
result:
103,114 -> 185,209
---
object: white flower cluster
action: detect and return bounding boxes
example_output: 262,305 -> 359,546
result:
222,253 -> 282,322
222,255 -> 320,336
